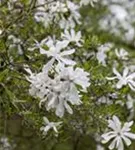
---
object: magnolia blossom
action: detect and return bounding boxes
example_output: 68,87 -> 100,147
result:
26,67 -> 73,118
115,48 -> 128,60
96,95 -> 113,105
107,67 -> 135,90
39,73 -> 76,117
59,1 -> 81,29
34,11 -> 53,27
101,115 -> 135,150
50,1 -> 68,13
96,43 -> 112,66
25,63 -> 90,118
67,1 -> 81,26
56,64 -> 90,91
34,0 -> 68,27
29,37 -> 76,65
40,117 -> 62,135
44,79 -> 81,118
61,29 -> 83,47
34,0 -> 81,29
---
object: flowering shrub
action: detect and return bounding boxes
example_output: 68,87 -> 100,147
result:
0,0 -> 135,150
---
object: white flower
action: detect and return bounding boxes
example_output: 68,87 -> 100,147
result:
115,48 -> 128,60
107,67 -> 135,90
80,0 -> 98,7
59,16 -> 76,29
30,37 -> 76,65
67,1 -> 81,25
40,117 -> 62,135
96,95 -> 113,105
44,64 -> 90,118
61,29 -> 83,47
101,115 -> 135,150
41,78 -> 70,117
42,64 -> 88,117
57,0 -> 81,29
50,1 -> 68,13
96,43 -> 112,66
25,63 -> 88,118
24,63 -> 53,99
34,11 -> 52,27
34,0 -> 81,29
56,64 -> 90,91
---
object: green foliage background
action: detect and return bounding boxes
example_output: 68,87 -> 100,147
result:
0,0 -> 135,149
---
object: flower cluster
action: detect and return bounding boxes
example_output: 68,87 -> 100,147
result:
34,0 -> 81,29
21,0 -> 95,138
26,34 -> 90,118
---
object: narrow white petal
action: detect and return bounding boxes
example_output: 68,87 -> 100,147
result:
108,137 -> 117,150
60,49 -> 75,56
55,101 -> 65,118
42,58 -> 55,73
106,76 -> 117,80
124,132 -> 135,139
117,138 -> 124,150
43,117 -> 50,124
122,135 -> 131,146
102,132 -> 116,143
122,121 -> 133,132
48,96 -> 56,107
116,80 -> 124,89
64,101 -> 73,114
113,68 -> 121,78
112,116 -> 121,132
127,73 -> 135,79
44,126 -> 51,132
60,57 -> 76,65
39,48 -> 48,54
53,126 -> 58,133
123,67 -> 129,77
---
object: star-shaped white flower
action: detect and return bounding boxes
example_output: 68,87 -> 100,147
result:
107,67 -> 135,90
40,117 -> 62,135
67,1 -> 81,25
61,29 -> 83,47
50,1 -> 68,13
29,37 -> 76,65
101,115 -> 135,150
96,43 -> 112,66
115,48 -> 128,60
56,64 -> 90,91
